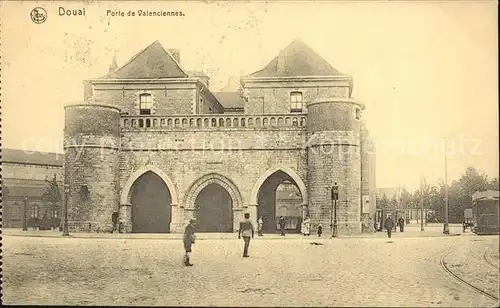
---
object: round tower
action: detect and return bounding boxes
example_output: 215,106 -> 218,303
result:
306,98 -> 364,235
64,102 -> 121,232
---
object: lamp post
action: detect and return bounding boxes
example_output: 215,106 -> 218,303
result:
331,183 -> 339,238
22,195 -> 28,231
420,177 -> 425,231
62,184 -> 70,236
443,137 -> 450,234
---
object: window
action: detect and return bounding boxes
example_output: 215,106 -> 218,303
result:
290,92 -> 303,113
355,108 -> 361,120
139,93 -> 152,115
31,204 -> 39,219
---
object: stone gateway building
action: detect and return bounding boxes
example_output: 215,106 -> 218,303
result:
64,39 -> 377,234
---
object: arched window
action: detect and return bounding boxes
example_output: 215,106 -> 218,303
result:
31,204 -> 39,219
52,208 -> 59,219
290,92 -> 303,113
139,93 -> 152,115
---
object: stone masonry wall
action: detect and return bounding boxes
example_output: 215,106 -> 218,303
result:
119,129 -> 308,232
64,104 -> 121,233
92,83 -> 197,115
243,79 -> 351,114
64,146 -> 120,232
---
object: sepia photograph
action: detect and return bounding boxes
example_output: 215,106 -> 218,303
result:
1,0 -> 498,306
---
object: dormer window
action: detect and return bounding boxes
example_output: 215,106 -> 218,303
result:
290,92 -> 303,113
139,93 -> 152,115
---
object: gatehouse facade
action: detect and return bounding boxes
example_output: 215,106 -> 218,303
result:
64,39 -> 377,234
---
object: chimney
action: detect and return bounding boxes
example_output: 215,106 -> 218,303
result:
168,49 -> 180,63
108,51 -> 118,73
276,50 -> 288,75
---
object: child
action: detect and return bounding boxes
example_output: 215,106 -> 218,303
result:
317,224 -> 323,237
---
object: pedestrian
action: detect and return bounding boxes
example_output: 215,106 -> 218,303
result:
301,216 -> 311,236
183,219 -> 197,266
238,213 -> 254,257
279,216 -> 286,236
384,214 -> 394,238
398,217 -> 405,232
317,224 -> 323,237
258,215 -> 264,236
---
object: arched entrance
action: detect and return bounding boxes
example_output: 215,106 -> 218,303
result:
195,183 -> 233,232
254,168 -> 306,234
130,171 -> 172,233
184,173 -> 244,233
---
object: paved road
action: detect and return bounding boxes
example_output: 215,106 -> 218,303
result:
2,234 -> 499,307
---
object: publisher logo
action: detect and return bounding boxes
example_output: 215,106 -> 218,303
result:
31,7 -> 47,24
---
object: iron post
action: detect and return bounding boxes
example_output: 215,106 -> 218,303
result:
22,195 -> 28,231
63,184 -> 70,236
443,137 -> 450,234
331,183 -> 338,238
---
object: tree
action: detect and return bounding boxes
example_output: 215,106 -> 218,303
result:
42,174 -> 62,213
488,177 -> 499,190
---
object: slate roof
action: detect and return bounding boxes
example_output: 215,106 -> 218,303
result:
187,70 -> 209,78
2,149 -> 64,166
213,92 -> 246,109
249,39 -> 343,77
99,41 -> 188,79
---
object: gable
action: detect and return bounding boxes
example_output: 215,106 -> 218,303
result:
250,39 -> 342,77
100,41 -> 188,79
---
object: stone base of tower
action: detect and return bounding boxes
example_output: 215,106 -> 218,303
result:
361,213 -> 375,233
310,219 -> 362,236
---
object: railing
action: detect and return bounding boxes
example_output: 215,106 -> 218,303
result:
121,113 -> 307,130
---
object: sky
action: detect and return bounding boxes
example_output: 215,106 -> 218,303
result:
1,0 -> 498,191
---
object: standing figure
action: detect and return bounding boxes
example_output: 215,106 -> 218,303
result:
398,217 -> 405,232
384,214 -> 395,238
317,224 -> 323,237
257,216 -> 264,236
238,213 -> 254,257
279,216 -> 286,236
301,216 -> 311,236
183,219 -> 197,266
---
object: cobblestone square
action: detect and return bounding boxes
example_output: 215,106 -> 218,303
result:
2,231 -> 499,307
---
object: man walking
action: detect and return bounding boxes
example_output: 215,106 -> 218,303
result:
183,219 -> 197,266
238,213 -> 254,257
384,214 -> 395,238
279,216 -> 286,236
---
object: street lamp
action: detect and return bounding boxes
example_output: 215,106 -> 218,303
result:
331,183 -> 339,238
62,184 -> 70,236
22,194 -> 28,231
443,137 -> 450,234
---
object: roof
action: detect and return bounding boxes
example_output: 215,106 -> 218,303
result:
376,187 -> 401,198
213,92 -> 246,109
249,39 -> 343,77
472,190 -> 499,202
2,149 -> 64,166
99,41 -> 188,79
187,70 -> 209,78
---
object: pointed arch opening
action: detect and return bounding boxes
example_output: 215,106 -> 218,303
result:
250,166 -> 308,234
184,173 -> 243,232
121,166 -> 178,233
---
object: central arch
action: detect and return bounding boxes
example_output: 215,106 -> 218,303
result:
184,173 -> 244,232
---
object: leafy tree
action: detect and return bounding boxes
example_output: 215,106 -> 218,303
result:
488,177 -> 499,190
42,174 -> 62,211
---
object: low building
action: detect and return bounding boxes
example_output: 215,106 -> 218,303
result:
1,149 -> 64,228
